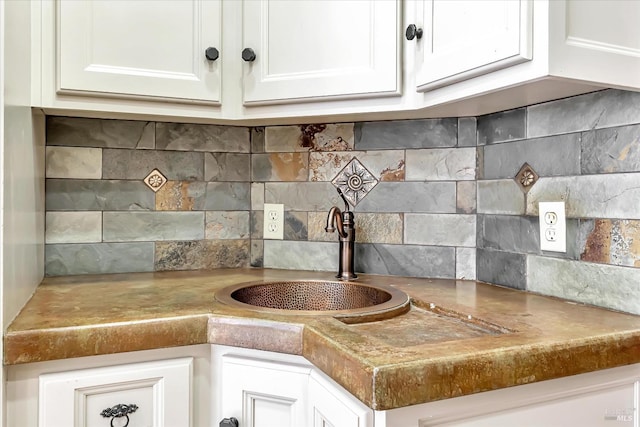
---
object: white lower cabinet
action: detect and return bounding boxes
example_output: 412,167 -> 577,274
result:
5,345 -> 212,427
38,358 -> 192,427
6,344 -> 640,427
309,370 -> 375,427
213,345 -> 373,427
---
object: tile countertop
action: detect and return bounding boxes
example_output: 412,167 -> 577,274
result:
5,268 -> 640,410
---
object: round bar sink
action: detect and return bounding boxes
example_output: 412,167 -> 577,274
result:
215,280 -> 410,323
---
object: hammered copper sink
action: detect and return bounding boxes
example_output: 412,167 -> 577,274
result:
215,280 -> 411,323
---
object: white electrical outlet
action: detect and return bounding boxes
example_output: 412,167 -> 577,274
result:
539,201 -> 566,252
263,203 -> 284,240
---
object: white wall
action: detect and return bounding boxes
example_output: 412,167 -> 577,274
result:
2,0 -> 45,424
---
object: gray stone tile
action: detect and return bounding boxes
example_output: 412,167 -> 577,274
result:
205,211 -> 250,239
203,182 -> 251,210
477,180 -> 525,215
581,123 -> 640,174
251,127 -> 265,153
45,242 -> 154,276
263,240 -> 337,272
284,211 -> 308,240
527,255 -> 640,315
456,248 -> 476,280
265,182 -> 339,211
252,153 -> 309,181
479,214 -> 581,259
204,153 -> 251,181
155,240 -> 250,271
46,117 -> 155,149
265,124 -> 354,152
103,212 -> 204,242
103,149 -> 203,180
356,182 -> 456,213
405,214 -> 475,247
478,214 -> 539,253
525,174 -> 640,219
251,240 -> 264,267
155,122 -> 249,152
46,147 -> 102,179
309,150 -> 405,182
476,248 -> 526,290
355,244 -> 456,279
354,213 -> 403,244
156,181 -> 250,211
405,147 -> 476,181
251,211 -> 263,239
309,212 -> 404,244
355,118 -> 457,149
482,133 -> 581,180
457,181 -> 476,214
251,182 -> 265,210
45,212 -> 102,244
458,117 -> 477,147
477,108 -> 525,145
527,89 -> 640,138
46,179 -> 154,211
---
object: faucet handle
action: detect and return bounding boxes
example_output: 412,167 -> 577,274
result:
336,188 -> 351,212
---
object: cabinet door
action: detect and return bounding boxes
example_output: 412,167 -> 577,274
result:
415,0 -> 532,92
242,0 -> 400,104
38,357 -> 193,427
57,0 -> 221,104
220,355 -> 311,427
309,371 -> 373,427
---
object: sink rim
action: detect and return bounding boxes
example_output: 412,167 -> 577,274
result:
215,279 -> 411,323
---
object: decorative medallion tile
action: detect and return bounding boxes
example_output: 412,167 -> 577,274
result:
331,157 -> 378,207
143,169 -> 168,192
514,163 -> 539,194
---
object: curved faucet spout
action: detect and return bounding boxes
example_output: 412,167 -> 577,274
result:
325,201 -> 357,280
325,206 -> 348,238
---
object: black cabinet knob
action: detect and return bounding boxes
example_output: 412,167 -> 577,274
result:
242,48 -> 256,62
405,24 -> 423,41
220,417 -> 239,427
205,47 -> 219,61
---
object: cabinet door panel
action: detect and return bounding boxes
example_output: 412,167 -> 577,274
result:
309,371 -> 373,427
221,356 -> 311,427
58,0 -> 221,103
242,0 -> 400,104
416,0 -> 532,91
38,358 -> 192,427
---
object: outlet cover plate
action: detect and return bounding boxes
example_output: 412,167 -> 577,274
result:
263,203 -> 284,240
539,201 -> 566,252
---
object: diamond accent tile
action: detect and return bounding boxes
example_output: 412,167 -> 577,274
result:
144,169 -> 168,192
331,157 -> 378,207
514,163 -> 539,194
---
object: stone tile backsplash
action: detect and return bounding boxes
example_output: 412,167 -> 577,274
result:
477,89 -> 640,314
44,89 -> 640,315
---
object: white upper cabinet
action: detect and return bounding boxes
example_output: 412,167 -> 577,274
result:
57,0 -> 222,104
33,0 -> 640,122
241,0 -> 400,104
413,0 -> 532,92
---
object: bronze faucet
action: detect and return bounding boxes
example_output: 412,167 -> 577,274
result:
325,189 -> 357,280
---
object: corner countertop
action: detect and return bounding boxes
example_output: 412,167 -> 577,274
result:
5,268 -> 640,410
